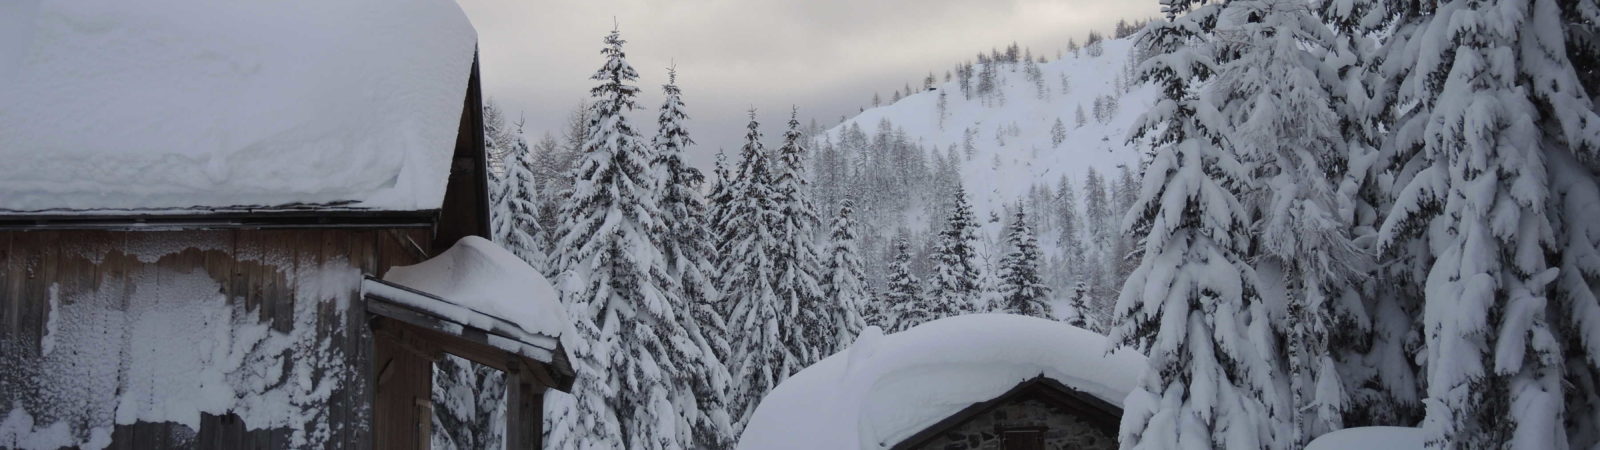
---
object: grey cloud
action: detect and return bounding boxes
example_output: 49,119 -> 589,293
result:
457,0 -> 1157,168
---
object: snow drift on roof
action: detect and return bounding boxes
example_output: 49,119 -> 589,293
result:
0,0 -> 477,214
382,236 -> 566,341
1305,427 -> 1425,450
737,314 -> 1146,450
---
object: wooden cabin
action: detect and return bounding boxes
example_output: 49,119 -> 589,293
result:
892,377 -> 1120,450
736,315 -> 1143,450
0,3 -> 571,449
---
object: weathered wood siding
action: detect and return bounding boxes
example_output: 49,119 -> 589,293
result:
0,228 -> 432,449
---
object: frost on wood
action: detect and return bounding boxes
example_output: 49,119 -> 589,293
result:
0,255 -> 359,450
0,0 -> 477,213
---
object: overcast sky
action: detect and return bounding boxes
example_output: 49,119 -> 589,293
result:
456,0 -> 1159,168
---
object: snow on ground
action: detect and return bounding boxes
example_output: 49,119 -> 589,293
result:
379,236 -> 568,346
822,38 -> 1155,232
1305,427 -> 1426,450
0,0 -> 477,214
737,314 -> 1145,450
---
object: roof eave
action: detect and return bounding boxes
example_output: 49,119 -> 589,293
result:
0,209 -> 440,231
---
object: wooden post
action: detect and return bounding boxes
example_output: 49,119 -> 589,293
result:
504,360 -> 543,449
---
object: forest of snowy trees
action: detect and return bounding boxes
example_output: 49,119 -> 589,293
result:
455,0 -> 1600,446
1106,0 -> 1600,448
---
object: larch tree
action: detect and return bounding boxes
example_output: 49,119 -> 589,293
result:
928,185 -> 983,319
1210,0 -> 1370,445
1108,1 -> 1290,448
650,66 -> 735,449
545,27 -> 690,450
1056,176 -> 1087,286
1052,117 -> 1068,148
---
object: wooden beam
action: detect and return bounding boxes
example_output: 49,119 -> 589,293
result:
504,360 -> 543,450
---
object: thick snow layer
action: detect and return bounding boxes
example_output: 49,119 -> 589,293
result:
0,0 -> 477,213
382,236 -> 567,342
1305,427 -> 1426,450
737,314 -> 1146,449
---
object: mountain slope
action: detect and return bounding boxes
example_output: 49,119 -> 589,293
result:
823,37 -> 1152,226
811,36 -> 1153,325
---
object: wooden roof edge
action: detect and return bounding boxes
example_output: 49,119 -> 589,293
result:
361,276 -> 574,392
0,209 -> 439,231
890,374 -> 1124,450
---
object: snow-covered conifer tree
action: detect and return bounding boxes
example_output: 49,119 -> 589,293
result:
1057,175 -> 1087,259
650,66 -> 735,448
883,237 -> 927,332
1370,0 -> 1600,446
1211,0 -> 1366,444
822,199 -> 870,350
491,120 -> 547,273
928,185 -> 983,318
1063,281 -> 1091,330
996,206 -> 1051,318
1051,118 -> 1068,148
771,108 -> 830,366
718,112 -> 796,429
1108,2 -> 1289,447
545,27 -> 689,450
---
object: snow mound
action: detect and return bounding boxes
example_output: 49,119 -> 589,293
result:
382,236 -> 566,340
737,314 -> 1145,450
1305,427 -> 1426,450
0,0 -> 477,214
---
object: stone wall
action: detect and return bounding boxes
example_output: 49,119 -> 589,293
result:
912,397 -> 1115,450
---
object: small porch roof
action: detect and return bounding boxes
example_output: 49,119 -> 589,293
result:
362,277 -> 574,391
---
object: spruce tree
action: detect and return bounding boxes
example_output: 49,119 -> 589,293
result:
883,236 -> 927,332
822,199 -> 869,351
1109,2 -> 1289,447
928,185 -> 983,319
1310,0 -> 1425,430
771,108 -> 830,366
1063,281 -> 1091,330
650,67 -> 735,448
545,27 -> 687,450
718,112 -> 793,429
997,206 -> 1051,318
491,120 -> 547,273
1370,0 -> 1600,446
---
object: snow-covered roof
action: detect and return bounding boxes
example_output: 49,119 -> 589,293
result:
737,314 -> 1146,450
0,0 -> 478,214
1305,427 -> 1425,450
367,236 -> 568,363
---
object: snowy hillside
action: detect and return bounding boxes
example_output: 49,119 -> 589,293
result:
808,37 -> 1152,326
821,38 -> 1153,229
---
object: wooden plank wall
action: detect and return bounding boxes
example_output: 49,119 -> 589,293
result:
0,228 -> 432,449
